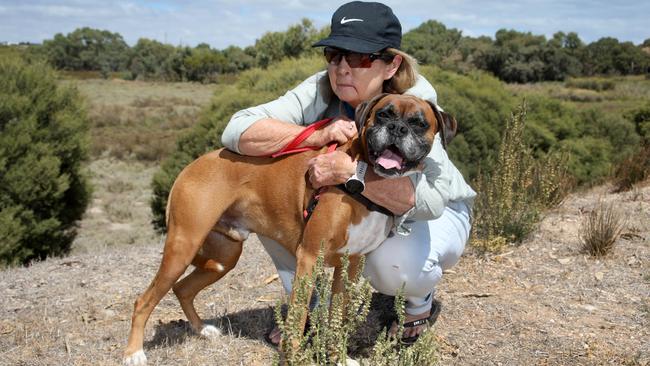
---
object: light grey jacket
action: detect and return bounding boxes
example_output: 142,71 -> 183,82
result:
221,70 -> 476,235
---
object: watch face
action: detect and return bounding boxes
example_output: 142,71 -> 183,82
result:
345,179 -> 364,194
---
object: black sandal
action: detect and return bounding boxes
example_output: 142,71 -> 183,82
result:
399,298 -> 442,345
264,317 -> 312,347
264,326 -> 281,347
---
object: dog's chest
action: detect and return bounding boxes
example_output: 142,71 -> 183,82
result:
338,211 -> 393,255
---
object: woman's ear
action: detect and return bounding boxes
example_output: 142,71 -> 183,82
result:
384,54 -> 402,80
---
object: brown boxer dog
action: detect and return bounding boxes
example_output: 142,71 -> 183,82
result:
123,93 -> 457,365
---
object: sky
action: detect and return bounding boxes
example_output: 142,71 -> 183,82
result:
0,1 -> 648,49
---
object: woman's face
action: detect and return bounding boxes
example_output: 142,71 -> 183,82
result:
327,49 -> 402,108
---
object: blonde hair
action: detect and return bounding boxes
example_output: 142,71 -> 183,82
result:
383,48 -> 419,94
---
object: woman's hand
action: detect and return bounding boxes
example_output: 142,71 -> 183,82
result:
307,151 -> 356,189
305,116 -> 357,147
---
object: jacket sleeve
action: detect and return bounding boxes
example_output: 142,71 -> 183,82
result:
221,71 -> 329,154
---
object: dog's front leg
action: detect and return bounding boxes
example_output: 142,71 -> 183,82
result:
282,245 -> 318,356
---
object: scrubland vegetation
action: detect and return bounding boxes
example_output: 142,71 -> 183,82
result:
1,17 -> 648,366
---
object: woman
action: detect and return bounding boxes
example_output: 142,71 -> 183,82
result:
221,1 -> 476,345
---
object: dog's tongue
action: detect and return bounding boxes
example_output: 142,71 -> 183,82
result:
377,150 -> 404,170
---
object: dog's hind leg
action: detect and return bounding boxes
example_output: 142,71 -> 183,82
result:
124,228 -> 202,365
172,231 -> 243,338
124,180 -> 236,365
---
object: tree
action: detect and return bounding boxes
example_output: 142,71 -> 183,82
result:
254,19 -> 318,68
402,20 -> 462,65
43,27 -> 129,72
128,38 -> 185,81
581,37 -> 650,75
221,46 -> 255,73
183,46 -> 228,82
0,57 -> 91,265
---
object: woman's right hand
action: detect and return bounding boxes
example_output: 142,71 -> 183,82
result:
306,116 -> 358,146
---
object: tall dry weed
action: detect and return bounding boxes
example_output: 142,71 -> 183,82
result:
613,144 -> 650,192
275,250 -> 438,365
472,103 -> 572,252
580,201 -> 624,257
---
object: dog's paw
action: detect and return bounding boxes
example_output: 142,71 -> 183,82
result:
200,324 -> 222,339
123,350 -> 147,366
337,358 -> 360,366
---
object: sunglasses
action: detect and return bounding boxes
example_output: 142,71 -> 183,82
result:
324,47 -> 394,68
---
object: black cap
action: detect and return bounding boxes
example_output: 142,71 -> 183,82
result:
312,1 -> 402,53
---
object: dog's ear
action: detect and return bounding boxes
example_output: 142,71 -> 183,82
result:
355,93 -> 389,132
428,101 -> 457,149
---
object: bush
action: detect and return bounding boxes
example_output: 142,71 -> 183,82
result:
0,58 -> 91,266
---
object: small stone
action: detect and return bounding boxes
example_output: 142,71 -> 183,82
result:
595,272 -> 604,281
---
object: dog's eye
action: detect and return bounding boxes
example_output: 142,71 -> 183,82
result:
376,110 -> 390,119
409,118 -> 429,130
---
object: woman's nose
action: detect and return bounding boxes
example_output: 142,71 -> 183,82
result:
336,56 -> 352,74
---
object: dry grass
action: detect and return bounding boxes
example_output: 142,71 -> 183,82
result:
580,201 -> 624,257
613,144 -> 650,192
61,78 -> 220,161
70,159 -> 161,254
505,75 -> 650,112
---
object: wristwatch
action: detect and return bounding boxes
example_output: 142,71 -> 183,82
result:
345,160 -> 368,194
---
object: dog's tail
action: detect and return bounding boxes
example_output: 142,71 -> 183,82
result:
164,179 -> 178,228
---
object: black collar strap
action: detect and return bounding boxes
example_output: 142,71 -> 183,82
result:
337,184 -> 393,216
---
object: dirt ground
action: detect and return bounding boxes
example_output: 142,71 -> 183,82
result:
0,161 -> 648,365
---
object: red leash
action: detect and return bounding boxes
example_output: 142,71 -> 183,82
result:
270,118 -> 336,158
269,118 -> 338,220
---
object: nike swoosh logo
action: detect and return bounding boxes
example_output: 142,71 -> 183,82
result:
341,17 -> 363,24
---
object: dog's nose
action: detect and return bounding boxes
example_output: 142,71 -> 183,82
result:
387,121 -> 408,137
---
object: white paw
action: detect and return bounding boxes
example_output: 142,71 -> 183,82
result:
337,358 -> 360,366
200,324 -> 222,339
123,350 -> 147,366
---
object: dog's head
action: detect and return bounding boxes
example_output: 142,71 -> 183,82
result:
355,93 -> 457,178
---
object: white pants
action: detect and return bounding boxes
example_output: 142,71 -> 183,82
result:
259,201 -> 471,316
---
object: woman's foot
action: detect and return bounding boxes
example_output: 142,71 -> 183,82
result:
265,325 -> 282,346
388,299 -> 441,344
388,309 -> 430,339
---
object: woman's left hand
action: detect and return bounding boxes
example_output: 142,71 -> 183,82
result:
307,151 -> 356,189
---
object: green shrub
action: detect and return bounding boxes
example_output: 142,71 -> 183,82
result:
626,103 -> 650,143
0,57 -> 91,266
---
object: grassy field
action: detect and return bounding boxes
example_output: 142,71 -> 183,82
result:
506,75 -> 650,113
63,78 -> 220,161
63,77 -> 221,254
